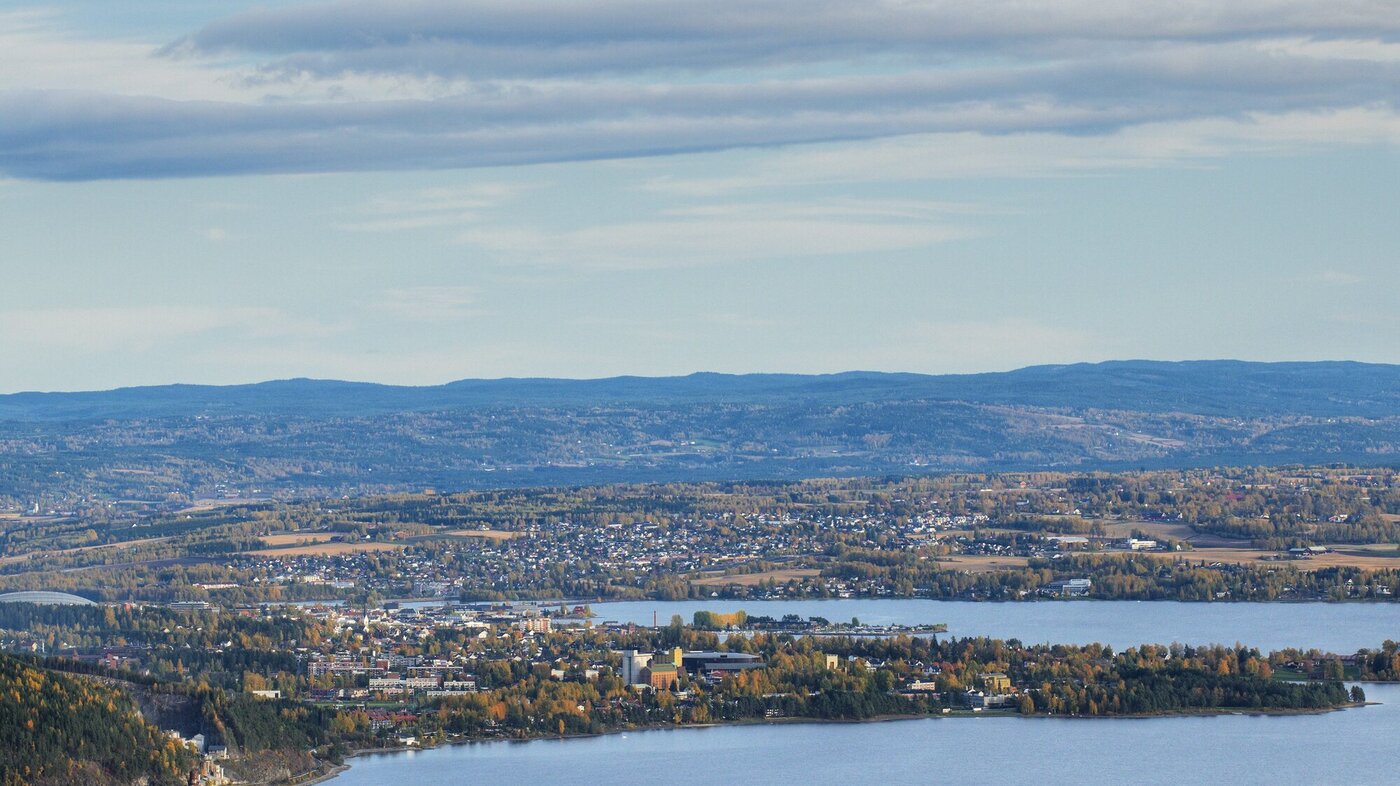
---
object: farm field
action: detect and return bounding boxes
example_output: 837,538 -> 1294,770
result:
1100,520 -> 1247,548
441,529 -> 523,541
258,532 -> 337,547
1174,547 -> 1400,571
244,541 -> 405,557
176,498 -> 269,513
935,555 -> 1033,572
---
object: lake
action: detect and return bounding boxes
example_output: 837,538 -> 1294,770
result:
329,684 -> 1400,785
587,599 -> 1400,652
326,600 -> 1400,785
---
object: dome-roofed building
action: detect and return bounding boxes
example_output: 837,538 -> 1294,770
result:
0,591 -> 95,606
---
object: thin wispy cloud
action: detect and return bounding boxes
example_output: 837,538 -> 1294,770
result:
334,183 -> 532,232
457,201 -> 974,270
640,109 -> 1400,194
374,286 -> 485,322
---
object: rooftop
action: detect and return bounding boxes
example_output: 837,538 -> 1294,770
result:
0,591 -> 96,606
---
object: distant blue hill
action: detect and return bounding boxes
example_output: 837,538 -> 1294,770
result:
1,360 -> 1396,502
3,360 -> 1397,421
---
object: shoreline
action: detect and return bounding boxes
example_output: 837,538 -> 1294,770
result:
289,763 -> 348,786
280,596 -> 1400,609
309,700 -> 1369,783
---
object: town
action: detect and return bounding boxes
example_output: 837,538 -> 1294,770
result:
0,587 -> 1380,786
3,467 -> 1397,610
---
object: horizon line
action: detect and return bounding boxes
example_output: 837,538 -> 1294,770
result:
1,357 -> 1393,397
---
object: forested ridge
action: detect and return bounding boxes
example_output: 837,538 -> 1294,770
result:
0,652 -> 194,786
4,361 -> 1398,507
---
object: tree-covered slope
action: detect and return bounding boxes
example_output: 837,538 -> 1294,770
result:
0,653 -> 194,786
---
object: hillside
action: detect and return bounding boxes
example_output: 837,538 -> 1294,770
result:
4,360 -> 1398,421
0,361 -> 1397,506
0,653 -> 194,786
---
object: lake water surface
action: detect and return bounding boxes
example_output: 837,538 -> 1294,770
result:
589,599 -> 1400,651
330,684 -> 1400,785
328,600 -> 1400,785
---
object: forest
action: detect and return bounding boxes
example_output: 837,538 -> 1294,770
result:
0,652 -> 195,786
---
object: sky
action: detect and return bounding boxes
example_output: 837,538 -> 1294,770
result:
1,1 -> 1397,392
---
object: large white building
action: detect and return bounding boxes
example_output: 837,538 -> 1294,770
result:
620,650 -> 653,685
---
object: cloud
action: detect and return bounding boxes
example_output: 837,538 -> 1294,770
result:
374,286 -> 484,322
334,183 -> 532,232
0,10 -> 246,102
642,108 -> 1400,193
169,0 -> 1400,78
3,2 -> 1400,180
0,306 -> 345,352
456,199 -> 973,269
660,199 -> 996,220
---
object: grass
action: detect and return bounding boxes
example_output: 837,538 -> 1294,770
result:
1272,666 -> 1362,682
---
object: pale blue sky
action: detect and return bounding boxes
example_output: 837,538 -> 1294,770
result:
1,1 -> 1397,391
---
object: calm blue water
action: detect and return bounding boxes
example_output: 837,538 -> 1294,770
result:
330,684 -> 1400,786
589,599 -> 1400,652
327,601 -> 1400,785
